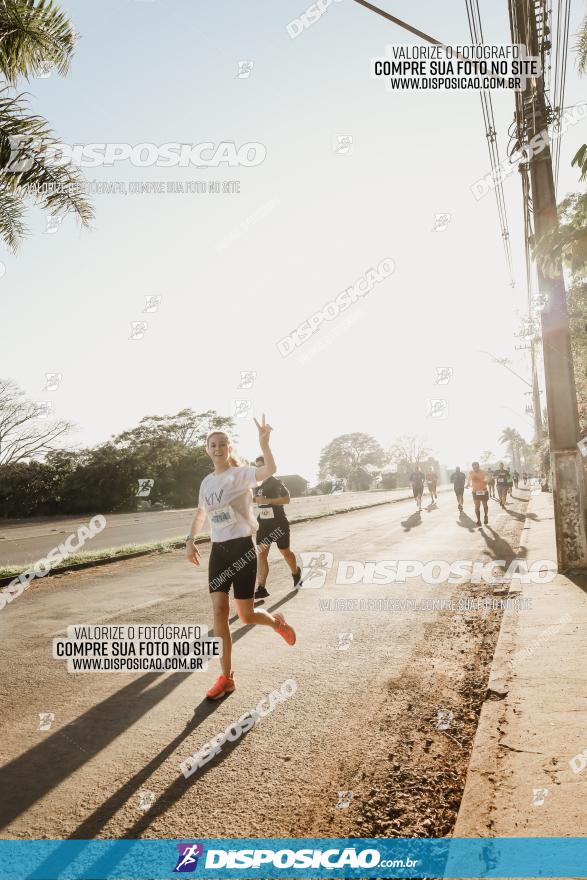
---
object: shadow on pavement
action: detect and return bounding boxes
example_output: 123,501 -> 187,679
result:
457,511 -> 479,533
1,586 -> 300,832
61,596 -> 300,844
567,571 -> 587,595
119,717 -> 253,840
66,696 -> 224,839
505,506 -> 539,523
0,672 -> 187,831
401,511 -> 422,532
228,589 -> 299,626
27,701 -> 252,879
479,525 -> 526,564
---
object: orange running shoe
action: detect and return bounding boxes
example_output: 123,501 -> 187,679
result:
273,612 -> 296,646
206,672 -> 235,700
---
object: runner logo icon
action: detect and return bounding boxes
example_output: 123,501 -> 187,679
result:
299,552 -> 334,588
174,843 -> 204,872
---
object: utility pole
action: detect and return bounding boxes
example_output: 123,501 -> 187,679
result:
511,0 -> 587,569
530,337 -> 544,440
350,0 -> 585,567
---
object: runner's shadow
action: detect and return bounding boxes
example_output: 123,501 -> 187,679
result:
401,511 -> 422,532
2,589 -> 296,835
0,672 -> 188,831
457,511 -> 479,533
78,715 -> 254,856
228,590 -> 298,626
64,697 -> 224,839
27,699 -> 249,879
479,526 -> 526,563
506,507 -> 539,523
267,589 -> 299,613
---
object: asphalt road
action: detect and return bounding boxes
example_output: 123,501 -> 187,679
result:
0,489 -> 530,845
0,489 -> 425,567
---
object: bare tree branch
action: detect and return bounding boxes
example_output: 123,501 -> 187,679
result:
0,377 -> 74,464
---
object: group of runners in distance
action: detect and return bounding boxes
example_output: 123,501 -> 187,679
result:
408,467 -> 439,510
410,462 -> 529,527
186,419 -> 531,701
451,462 -> 525,525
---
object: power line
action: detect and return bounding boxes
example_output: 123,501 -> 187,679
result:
465,0 -> 516,285
550,0 -> 571,191
350,0 -> 515,285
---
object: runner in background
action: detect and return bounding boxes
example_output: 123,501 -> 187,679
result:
487,469 -> 496,499
494,462 -> 510,508
253,455 -> 302,599
186,416 -> 296,701
425,467 -> 438,505
507,471 -> 514,498
467,461 -> 489,527
513,469 -> 520,489
409,466 -> 425,511
450,466 -> 466,511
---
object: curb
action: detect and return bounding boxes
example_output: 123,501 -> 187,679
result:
0,487 -> 452,587
452,489 -> 534,837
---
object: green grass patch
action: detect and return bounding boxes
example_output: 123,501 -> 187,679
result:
0,534 -> 213,579
0,494 -> 414,580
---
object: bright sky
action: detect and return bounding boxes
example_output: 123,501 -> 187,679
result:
2,0 -> 586,482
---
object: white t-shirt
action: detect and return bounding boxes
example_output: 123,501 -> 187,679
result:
198,465 -> 260,542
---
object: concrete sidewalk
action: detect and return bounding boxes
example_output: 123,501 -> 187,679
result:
454,490 -> 587,837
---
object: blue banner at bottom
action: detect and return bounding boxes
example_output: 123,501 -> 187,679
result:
0,837 -> 586,879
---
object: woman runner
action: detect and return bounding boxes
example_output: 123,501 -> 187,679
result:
186,415 -> 296,700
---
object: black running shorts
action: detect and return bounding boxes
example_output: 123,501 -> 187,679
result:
208,536 -> 257,600
412,484 -> 424,498
256,522 -> 290,550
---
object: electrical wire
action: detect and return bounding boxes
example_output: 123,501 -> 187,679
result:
349,0 -> 516,282
465,0 -> 516,285
550,0 -> 571,191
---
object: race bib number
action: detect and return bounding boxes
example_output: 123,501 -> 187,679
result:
210,506 -> 236,528
497,478 -> 506,483
475,490 -> 486,496
259,507 -> 274,519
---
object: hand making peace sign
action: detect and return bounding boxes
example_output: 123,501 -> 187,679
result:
254,413 -> 273,445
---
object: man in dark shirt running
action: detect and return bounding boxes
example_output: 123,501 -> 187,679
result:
494,462 -> 510,508
253,455 -> 302,599
409,467 -> 426,511
450,466 -> 466,511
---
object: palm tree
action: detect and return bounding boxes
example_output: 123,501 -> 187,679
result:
518,437 -> 534,471
499,427 -> 522,470
577,11 -> 587,77
533,192 -> 587,278
569,17 -> 587,179
0,0 -> 93,251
